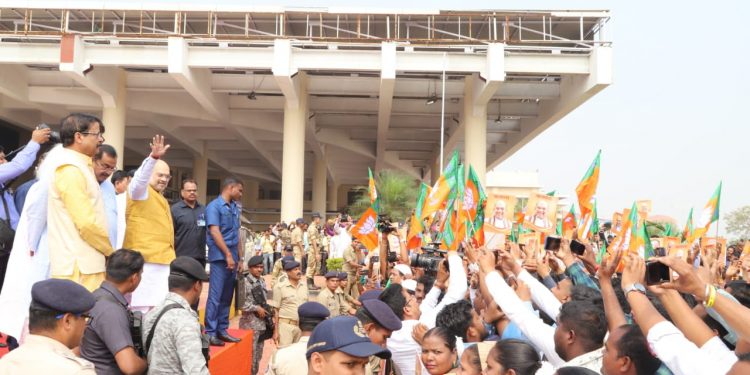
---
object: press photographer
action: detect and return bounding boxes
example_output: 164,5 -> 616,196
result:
80,248 -> 148,375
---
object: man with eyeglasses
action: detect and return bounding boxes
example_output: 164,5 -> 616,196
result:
0,278 -> 97,373
92,144 -> 119,249
123,134 -> 175,313
47,113 -> 114,292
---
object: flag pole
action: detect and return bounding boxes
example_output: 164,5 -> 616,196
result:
439,52 -> 446,172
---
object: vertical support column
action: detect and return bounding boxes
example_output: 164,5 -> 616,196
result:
244,180 -> 259,209
327,181 -> 339,212
431,157 -> 441,185
463,74 -> 487,184
192,152 -> 208,204
280,73 -> 308,222
312,156 -> 326,215
101,69 -> 127,170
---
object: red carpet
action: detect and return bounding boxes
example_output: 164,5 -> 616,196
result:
209,328 -> 253,375
0,329 -> 254,375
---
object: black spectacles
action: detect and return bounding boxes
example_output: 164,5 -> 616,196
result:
80,132 -> 105,141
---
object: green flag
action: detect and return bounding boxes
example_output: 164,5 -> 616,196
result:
546,190 -> 556,197
590,200 -> 600,238
638,221 -> 655,260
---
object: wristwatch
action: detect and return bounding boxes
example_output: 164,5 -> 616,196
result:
623,283 -> 646,297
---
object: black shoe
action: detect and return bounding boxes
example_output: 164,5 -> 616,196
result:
218,333 -> 241,343
208,336 -> 225,346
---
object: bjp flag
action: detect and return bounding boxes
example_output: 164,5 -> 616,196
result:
688,182 -> 722,244
575,150 -> 601,218
352,207 -> 379,251
406,183 -> 430,250
421,152 -> 459,221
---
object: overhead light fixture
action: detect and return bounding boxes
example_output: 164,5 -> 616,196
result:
426,94 -> 438,105
247,91 -> 257,100
494,115 -> 503,124
495,100 -> 503,123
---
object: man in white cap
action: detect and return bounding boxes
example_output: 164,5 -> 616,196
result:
389,264 -> 412,285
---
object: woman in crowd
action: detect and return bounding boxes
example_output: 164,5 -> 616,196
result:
484,339 -> 544,375
420,327 -> 458,375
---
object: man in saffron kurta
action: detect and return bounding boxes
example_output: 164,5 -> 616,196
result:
48,114 -> 114,292
123,135 -> 175,312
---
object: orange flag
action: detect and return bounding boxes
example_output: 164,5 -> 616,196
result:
352,207 -> 379,251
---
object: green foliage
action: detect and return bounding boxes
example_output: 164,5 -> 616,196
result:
726,206 -> 750,241
326,257 -> 344,272
348,169 -> 419,223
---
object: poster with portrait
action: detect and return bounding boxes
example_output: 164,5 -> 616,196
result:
519,232 -> 543,259
636,200 -> 653,214
523,193 -> 559,234
623,208 -> 648,223
669,244 -> 689,262
484,194 -> 516,235
700,237 -> 727,263
611,212 -> 624,235
663,237 -> 681,250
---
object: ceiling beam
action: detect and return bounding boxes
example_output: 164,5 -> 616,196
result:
58,34 -> 121,108
272,39 -> 301,109
168,37 -> 229,121
316,128 -> 375,160
472,44 -> 505,116
375,42 -> 396,173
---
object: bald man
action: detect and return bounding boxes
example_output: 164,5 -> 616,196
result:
122,135 -> 176,312
486,200 -> 511,230
525,200 -> 552,229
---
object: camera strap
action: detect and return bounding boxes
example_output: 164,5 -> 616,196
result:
144,303 -> 183,357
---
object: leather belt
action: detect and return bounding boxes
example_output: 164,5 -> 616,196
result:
279,318 -> 299,326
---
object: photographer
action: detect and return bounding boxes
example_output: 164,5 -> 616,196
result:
81,249 -> 147,375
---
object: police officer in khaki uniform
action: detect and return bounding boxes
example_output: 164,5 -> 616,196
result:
0,279 -> 97,374
266,301 -> 329,375
272,259 -> 309,346
291,218 -> 305,262
305,212 -> 323,290
316,272 -> 356,317
342,237 -> 363,300
355,300 -> 403,375
278,223 -> 292,253
336,271 -> 362,308
270,249 -> 294,287
306,316 -> 391,375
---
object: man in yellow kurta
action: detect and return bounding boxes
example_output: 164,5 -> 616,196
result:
123,135 -> 175,312
48,114 -> 114,291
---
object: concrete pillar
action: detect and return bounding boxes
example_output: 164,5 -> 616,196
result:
431,157 -> 441,185
463,74 -> 487,184
312,156 -> 326,215
102,69 -> 127,170
327,181 -> 339,212
244,180 -> 259,209
192,154 -> 208,204
280,74 -> 308,222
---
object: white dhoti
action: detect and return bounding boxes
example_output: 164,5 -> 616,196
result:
130,262 -> 170,313
0,186 -> 50,340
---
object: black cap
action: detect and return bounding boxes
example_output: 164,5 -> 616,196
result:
31,279 -> 95,314
283,260 -> 301,271
362,300 -> 402,331
170,256 -> 209,281
324,271 -> 339,279
247,255 -> 263,267
306,316 -> 391,359
312,212 -> 321,218
298,302 -> 331,320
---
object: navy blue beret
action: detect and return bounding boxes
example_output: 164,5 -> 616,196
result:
170,256 -> 209,281
337,272 -> 348,280
247,255 -> 263,267
362,299 -> 402,331
358,289 -> 382,302
31,279 -> 95,314
324,271 -> 339,279
283,260 -> 301,271
298,301 -> 330,320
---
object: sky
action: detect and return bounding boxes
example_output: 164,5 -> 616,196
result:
158,0 -> 748,234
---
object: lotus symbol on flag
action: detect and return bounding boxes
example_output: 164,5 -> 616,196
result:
360,216 -> 377,234
463,189 -> 475,211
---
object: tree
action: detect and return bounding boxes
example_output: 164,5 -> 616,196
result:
348,169 -> 419,223
726,206 -> 750,241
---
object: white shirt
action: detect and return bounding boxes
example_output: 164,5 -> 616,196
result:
647,321 -> 737,375
128,156 -> 157,201
419,253 -> 466,328
484,271 -> 565,366
517,269 -> 562,320
330,225 -> 351,258
387,320 -> 426,375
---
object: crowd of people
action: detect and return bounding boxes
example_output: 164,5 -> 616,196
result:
0,112 -> 749,375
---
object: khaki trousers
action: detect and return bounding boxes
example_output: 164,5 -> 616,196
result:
278,321 -> 301,347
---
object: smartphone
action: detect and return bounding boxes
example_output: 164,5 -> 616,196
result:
655,247 -> 667,257
645,261 -> 671,285
570,240 -> 586,256
544,236 -> 561,251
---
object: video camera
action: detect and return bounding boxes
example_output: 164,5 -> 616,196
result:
377,215 -> 397,234
409,242 -> 449,274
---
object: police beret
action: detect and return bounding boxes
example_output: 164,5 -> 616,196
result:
358,289 -> 382,302
281,255 -> 295,263
283,245 -> 293,252
324,271 -> 339,279
298,301 -> 330,320
247,255 -> 263,267
170,256 -> 209,281
307,316 -> 391,359
296,218 -> 305,224
283,260 -> 301,271
337,272 -> 348,281
31,279 -> 95,314
362,300 -> 402,331
311,212 -> 321,218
